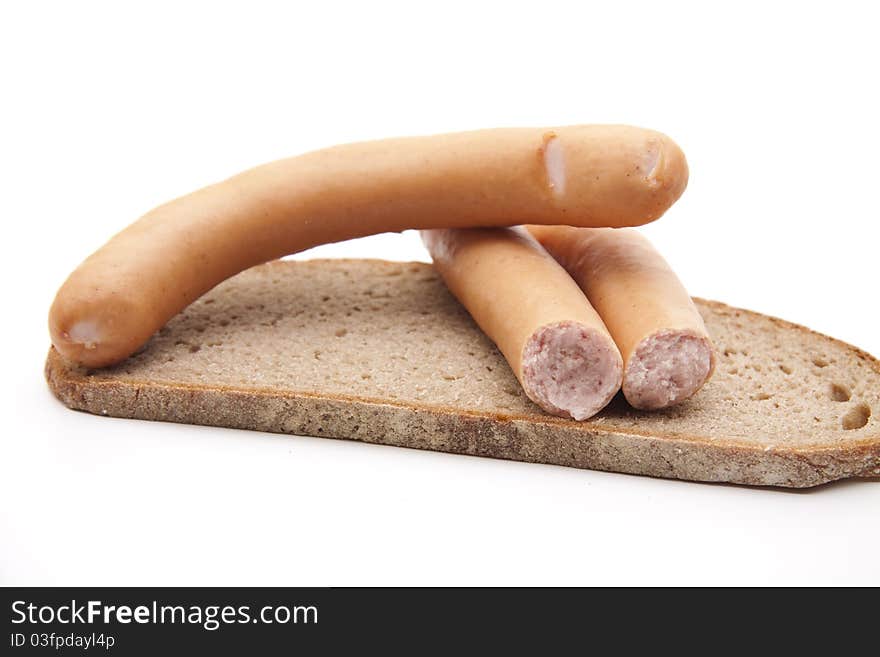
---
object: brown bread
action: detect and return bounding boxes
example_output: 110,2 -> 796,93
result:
45,259 -> 879,487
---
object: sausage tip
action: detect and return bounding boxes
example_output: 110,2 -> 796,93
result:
540,132 -> 566,197
642,140 -> 662,187
652,135 -> 689,200
67,320 -> 101,350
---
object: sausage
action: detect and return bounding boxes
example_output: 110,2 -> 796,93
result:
527,226 -> 715,410
422,227 -> 623,420
49,125 -> 688,367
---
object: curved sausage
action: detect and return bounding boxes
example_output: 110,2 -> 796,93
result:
422,227 -> 623,420
527,226 -> 715,410
49,125 -> 688,367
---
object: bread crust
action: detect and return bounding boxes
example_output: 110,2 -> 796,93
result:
45,260 -> 880,488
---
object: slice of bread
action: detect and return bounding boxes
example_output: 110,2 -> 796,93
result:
45,259 -> 879,487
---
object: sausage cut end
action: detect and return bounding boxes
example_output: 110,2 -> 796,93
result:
623,330 -> 714,410
521,321 -> 623,421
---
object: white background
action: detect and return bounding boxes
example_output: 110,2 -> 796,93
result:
1,1 -> 878,586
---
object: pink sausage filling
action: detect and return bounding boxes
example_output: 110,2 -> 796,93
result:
521,321 -> 623,421
623,330 -> 714,410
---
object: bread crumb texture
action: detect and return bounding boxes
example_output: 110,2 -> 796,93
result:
46,259 -> 879,487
